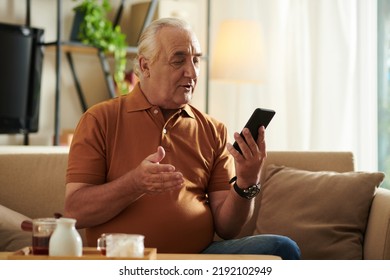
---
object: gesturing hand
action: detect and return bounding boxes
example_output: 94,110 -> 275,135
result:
130,146 -> 185,194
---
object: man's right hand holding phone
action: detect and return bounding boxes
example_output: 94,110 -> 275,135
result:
227,125 -> 266,189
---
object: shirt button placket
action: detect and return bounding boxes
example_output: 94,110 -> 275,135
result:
161,126 -> 169,151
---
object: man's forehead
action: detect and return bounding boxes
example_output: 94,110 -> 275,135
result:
190,37 -> 202,55
160,27 -> 202,56
172,47 -> 202,57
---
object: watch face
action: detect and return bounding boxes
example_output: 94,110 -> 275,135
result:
243,185 -> 260,198
234,182 -> 260,199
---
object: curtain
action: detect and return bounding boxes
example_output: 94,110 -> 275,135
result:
209,0 -> 377,171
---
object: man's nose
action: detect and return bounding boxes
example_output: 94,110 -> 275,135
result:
184,61 -> 199,78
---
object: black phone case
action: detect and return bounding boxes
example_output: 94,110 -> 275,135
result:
233,108 -> 275,154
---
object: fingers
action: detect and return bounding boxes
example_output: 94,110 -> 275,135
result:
257,126 -> 266,145
242,129 -> 259,156
231,127 -> 266,159
134,168 -> 184,195
227,126 -> 267,168
146,146 -> 166,164
227,126 -> 267,187
135,146 -> 185,194
145,172 -> 184,194
145,146 -> 176,173
257,126 -> 267,158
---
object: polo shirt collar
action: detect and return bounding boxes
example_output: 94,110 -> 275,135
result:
125,83 -> 195,119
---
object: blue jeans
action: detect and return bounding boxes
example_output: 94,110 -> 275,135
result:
201,234 -> 301,260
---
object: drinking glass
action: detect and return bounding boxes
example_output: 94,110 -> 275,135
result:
31,218 -> 57,255
98,233 -> 144,258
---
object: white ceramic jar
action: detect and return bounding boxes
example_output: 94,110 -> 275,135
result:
49,217 -> 83,257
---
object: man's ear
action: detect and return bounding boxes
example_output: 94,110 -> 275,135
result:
139,56 -> 150,77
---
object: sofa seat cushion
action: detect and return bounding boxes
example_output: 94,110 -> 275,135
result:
0,229 -> 31,252
255,164 -> 385,260
0,204 -> 32,251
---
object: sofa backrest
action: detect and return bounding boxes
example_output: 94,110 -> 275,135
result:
1,147 -> 356,246
0,146 -> 70,219
260,151 -> 355,185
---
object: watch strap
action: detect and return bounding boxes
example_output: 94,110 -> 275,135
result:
229,176 -> 237,184
230,176 -> 261,199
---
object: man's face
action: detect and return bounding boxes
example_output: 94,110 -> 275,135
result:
143,26 -> 202,109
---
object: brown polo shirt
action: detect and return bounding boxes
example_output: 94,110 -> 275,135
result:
66,84 -> 234,253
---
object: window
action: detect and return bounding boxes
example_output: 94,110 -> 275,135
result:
378,0 -> 390,189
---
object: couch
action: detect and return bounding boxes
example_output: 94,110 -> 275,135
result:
0,146 -> 389,259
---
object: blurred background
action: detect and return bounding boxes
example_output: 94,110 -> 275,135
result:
0,0 -> 388,188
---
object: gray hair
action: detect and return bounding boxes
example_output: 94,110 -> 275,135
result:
132,17 -> 193,78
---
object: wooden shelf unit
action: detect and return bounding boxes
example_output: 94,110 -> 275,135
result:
27,0 -> 210,146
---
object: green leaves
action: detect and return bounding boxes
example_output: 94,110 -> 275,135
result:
73,0 -> 128,95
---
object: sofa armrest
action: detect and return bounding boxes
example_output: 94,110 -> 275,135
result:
364,187 -> 390,259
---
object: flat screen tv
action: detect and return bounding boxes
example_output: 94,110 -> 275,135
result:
0,22 -> 44,134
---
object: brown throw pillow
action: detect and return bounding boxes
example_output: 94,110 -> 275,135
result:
255,164 -> 385,260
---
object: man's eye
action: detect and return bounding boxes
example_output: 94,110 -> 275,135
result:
193,57 -> 200,65
172,60 -> 185,65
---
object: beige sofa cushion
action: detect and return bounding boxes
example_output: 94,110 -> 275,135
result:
255,164 -> 385,260
0,204 -> 32,251
0,229 -> 31,252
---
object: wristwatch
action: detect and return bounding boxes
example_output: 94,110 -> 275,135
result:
230,176 -> 261,199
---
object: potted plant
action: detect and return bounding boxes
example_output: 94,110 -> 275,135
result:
71,0 -> 128,94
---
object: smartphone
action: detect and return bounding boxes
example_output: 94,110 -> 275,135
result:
232,108 -> 276,154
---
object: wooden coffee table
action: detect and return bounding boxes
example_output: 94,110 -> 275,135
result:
157,253 -> 281,260
0,248 -> 281,260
